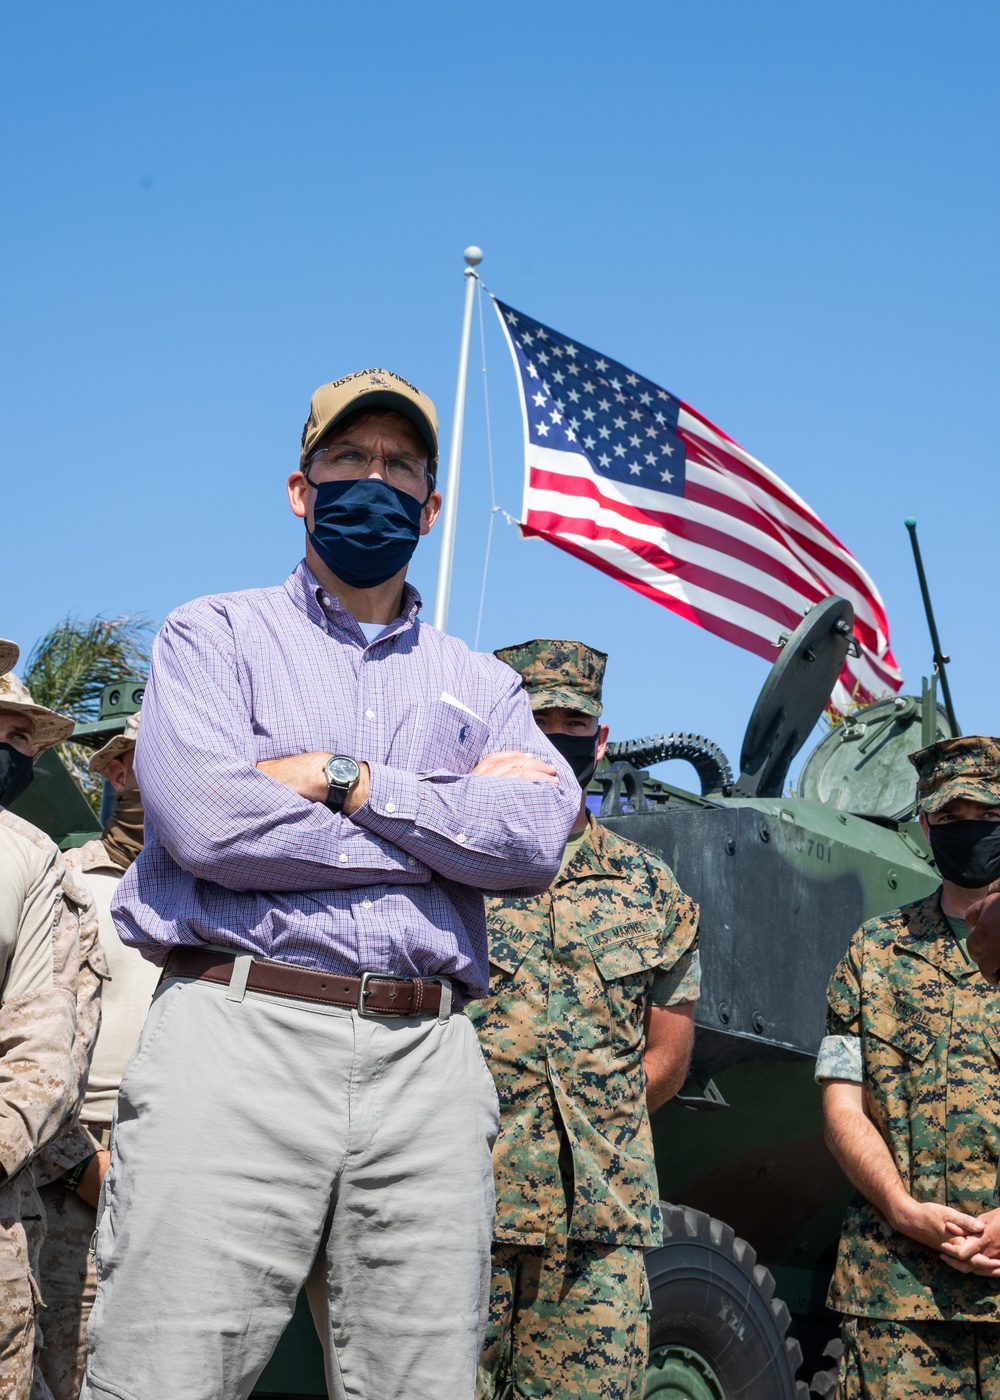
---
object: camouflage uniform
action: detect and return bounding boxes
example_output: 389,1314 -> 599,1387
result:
817,736 -> 1000,1399
470,640 -> 700,1400
36,818 -> 149,1400
0,811 -> 82,1400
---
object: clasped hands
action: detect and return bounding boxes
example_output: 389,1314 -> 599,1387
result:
892,1199 -> 1000,1278
255,750 -> 559,810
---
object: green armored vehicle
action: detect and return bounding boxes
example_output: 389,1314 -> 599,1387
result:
15,602 -> 946,1399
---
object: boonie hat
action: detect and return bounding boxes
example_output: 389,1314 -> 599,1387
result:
0,671 -> 75,755
494,639 -> 608,719
0,639 -> 18,674
300,369 -> 439,470
89,710 -> 141,780
909,735 -> 1000,814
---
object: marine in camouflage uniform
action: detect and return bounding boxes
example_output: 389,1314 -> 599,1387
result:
470,640 -> 700,1400
0,651 -> 95,1400
816,736 -> 1000,1399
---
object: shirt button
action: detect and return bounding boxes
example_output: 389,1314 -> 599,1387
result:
339,853 -> 348,863
365,709 -> 375,719
407,856 -> 417,866
385,801 -> 396,813
456,833 -> 467,844
361,900 -> 373,910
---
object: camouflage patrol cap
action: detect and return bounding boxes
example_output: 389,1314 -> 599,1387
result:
300,369 -> 439,471
908,735 -> 1000,813
0,671 -> 75,754
494,639 -> 608,718
0,640 -> 18,674
89,710 -> 141,780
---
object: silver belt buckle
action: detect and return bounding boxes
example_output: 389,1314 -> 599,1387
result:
357,970 -> 402,1019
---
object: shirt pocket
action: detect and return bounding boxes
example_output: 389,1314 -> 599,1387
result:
487,918 -> 538,985
586,921 -> 664,1052
408,701 -> 490,775
865,996 -> 945,1062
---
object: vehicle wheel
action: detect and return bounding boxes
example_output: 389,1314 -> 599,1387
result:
807,1335 -> 844,1398
645,1204 -> 807,1399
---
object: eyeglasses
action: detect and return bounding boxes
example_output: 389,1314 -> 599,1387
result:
305,447 -> 429,492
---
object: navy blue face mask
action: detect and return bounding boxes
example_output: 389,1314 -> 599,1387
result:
308,478 -> 426,589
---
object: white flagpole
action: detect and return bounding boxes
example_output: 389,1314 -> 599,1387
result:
432,245 -> 483,631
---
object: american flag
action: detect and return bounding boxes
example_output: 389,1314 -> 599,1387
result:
493,296 -> 902,710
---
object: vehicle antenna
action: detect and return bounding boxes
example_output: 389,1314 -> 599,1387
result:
904,518 -> 960,736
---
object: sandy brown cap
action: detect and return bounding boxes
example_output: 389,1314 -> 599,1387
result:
300,369 -> 438,471
494,638 -> 608,719
89,710 -> 141,780
0,640 -> 18,674
908,735 -> 1000,813
0,671 -> 75,755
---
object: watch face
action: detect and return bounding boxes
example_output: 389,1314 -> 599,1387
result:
327,756 -> 360,787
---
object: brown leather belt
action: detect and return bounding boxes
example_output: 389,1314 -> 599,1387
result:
164,947 -> 461,1017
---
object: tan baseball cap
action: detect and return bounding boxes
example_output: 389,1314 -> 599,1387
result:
300,368 -> 439,471
0,640 -> 18,674
0,671 -> 75,754
89,710 -> 141,780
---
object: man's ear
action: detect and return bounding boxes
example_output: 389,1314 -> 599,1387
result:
288,472 -> 309,522
106,757 -> 127,794
918,810 -> 930,838
420,490 -> 442,536
596,724 -> 610,762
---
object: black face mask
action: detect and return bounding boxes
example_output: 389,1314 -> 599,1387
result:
0,742 -> 34,808
927,820 -> 1000,890
546,732 -> 599,789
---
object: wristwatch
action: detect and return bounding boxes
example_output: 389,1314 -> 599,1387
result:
324,755 -> 362,811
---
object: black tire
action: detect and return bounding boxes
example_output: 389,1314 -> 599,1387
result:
807,1335 -> 844,1398
645,1204 -> 808,1399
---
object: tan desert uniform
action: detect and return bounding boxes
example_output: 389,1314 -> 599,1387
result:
0,653 -> 87,1400
36,713 -> 152,1400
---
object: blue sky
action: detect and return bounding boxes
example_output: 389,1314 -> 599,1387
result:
3,2 -> 997,782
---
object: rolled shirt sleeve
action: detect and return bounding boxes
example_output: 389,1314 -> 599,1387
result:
815,927 -> 864,1083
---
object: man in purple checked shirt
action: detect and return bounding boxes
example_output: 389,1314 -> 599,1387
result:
81,368 -> 578,1400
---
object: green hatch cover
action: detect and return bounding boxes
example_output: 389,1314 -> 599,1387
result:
798,685 -> 953,819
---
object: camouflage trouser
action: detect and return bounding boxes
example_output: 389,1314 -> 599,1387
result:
0,1174 -> 46,1400
838,1316 -> 1000,1399
34,1183 -> 96,1400
477,1217 -> 650,1400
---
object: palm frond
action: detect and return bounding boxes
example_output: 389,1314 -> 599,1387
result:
24,615 -> 152,720
23,615 -> 154,817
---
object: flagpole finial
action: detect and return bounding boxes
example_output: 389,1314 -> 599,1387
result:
464,245 -> 483,267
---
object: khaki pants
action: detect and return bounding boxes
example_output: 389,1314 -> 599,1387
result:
35,1183 -> 96,1400
82,973 -> 499,1400
838,1316 -> 1000,1399
477,1210 -> 650,1400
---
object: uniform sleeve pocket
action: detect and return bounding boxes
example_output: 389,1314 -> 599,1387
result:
586,922 -> 664,982
865,1000 -> 944,1063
